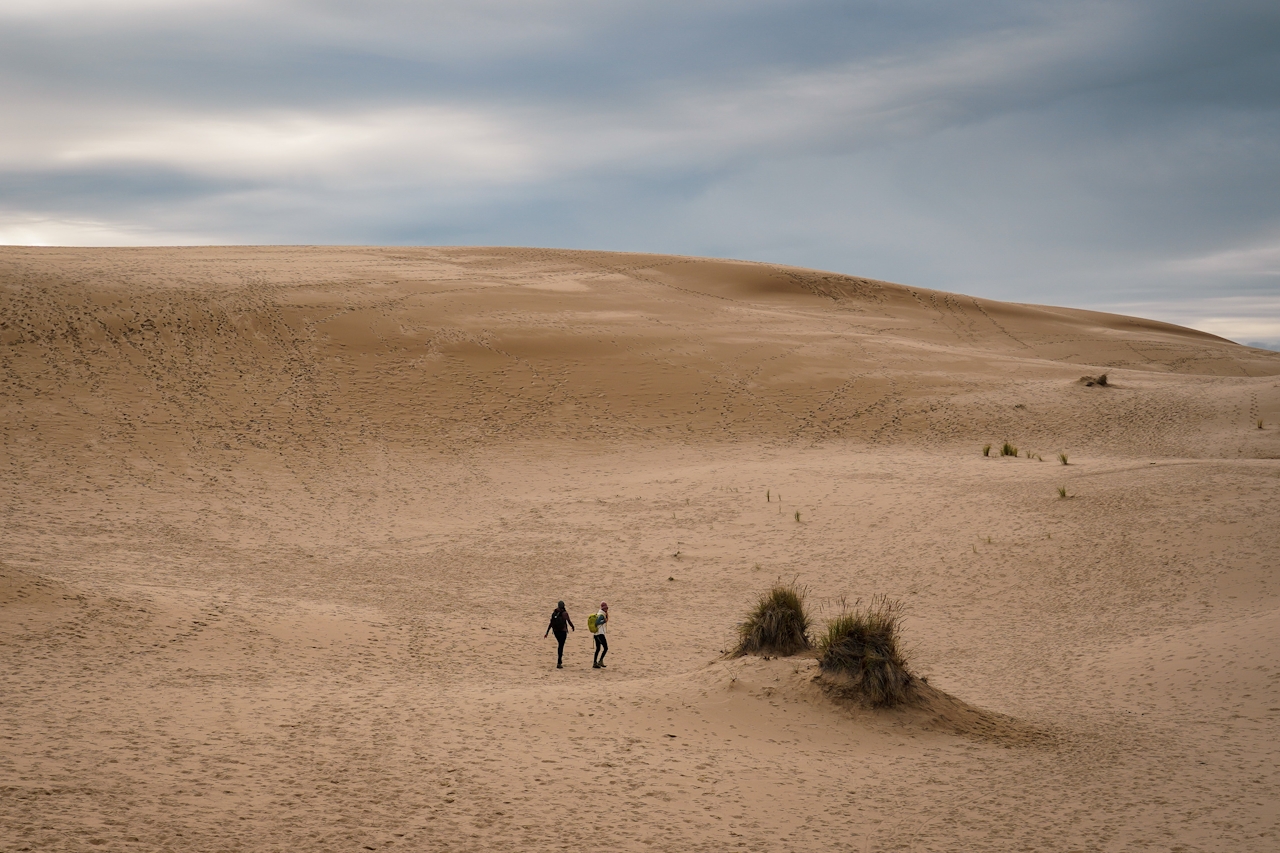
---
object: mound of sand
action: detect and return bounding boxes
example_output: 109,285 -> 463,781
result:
2,247 -> 1278,851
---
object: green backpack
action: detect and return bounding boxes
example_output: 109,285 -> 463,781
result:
587,613 -> 599,633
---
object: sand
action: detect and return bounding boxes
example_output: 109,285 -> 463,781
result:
2,245 -> 1278,851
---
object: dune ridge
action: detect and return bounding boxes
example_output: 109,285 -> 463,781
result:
2,247 -> 1279,851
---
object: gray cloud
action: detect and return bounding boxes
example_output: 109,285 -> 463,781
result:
2,0 -> 1277,343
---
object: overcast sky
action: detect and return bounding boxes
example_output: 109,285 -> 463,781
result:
3,0 -> 1278,347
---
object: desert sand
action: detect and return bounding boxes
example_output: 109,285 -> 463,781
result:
2,246 -> 1279,852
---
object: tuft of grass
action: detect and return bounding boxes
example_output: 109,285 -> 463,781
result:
794,510 -> 801,523
982,444 -> 991,457
767,489 -> 771,502
818,596 -> 915,707
1001,442 -> 1018,457
1057,485 -> 1069,499
1058,452 -> 1069,465
732,582 -> 811,658
1259,419 -> 1265,430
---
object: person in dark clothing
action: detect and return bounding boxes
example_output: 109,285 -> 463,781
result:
544,601 -> 575,668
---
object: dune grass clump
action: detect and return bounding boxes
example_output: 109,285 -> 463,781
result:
818,596 -> 915,707
1058,452 -> 1069,465
1057,485 -> 1069,499
733,582 -> 811,657
982,444 -> 991,457
1001,442 -> 1018,457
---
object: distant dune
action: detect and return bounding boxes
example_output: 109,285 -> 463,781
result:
2,247 -> 1278,852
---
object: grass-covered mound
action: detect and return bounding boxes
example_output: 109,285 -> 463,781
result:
733,582 -> 811,657
818,595 -> 916,707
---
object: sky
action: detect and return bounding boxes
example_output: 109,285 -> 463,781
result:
2,0 -> 1279,348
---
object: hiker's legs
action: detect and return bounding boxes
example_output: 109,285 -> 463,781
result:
555,630 -> 567,667
597,635 -> 608,665
593,635 -> 604,666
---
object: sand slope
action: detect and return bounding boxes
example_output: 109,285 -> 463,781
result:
2,247 -> 1279,851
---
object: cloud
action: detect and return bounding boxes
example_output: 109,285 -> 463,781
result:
1166,237 -> 1280,278
0,212 -> 209,246
0,5 -> 1147,201
0,0 -> 233,17
5,106 -> 537,186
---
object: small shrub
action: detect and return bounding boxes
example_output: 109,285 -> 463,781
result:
733,582 -> 811,657
818,596 -> 915,707
983,444 -> 991,457
1057,485 -> 1069,499
1001,442 -> 1018,457
1058,452 -> 1069,465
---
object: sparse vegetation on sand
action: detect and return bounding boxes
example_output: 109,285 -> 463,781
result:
1001,442 -> 1018,457
818,596 -> 915,707
733,582 -> 811,658
1058,452 -> 1069,465
983,444 -> 992,457
1259,419 -> 1265,430
1057,485 -> 1070,499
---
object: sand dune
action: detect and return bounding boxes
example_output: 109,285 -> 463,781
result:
2,246 -> 1279,851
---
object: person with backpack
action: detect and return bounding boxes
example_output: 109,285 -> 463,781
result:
591,601 -> 609,668
544,601 -> 575,669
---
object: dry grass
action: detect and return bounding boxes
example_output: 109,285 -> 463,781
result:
818,596 -> 915,707
732,582 -> 811,658
1058,452 -> 1069,465
983,444 -> 992,457
1001,442 -> 1018,457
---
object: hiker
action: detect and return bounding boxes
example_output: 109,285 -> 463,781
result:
591,601 -> 609,668
544,601 -> 575,669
